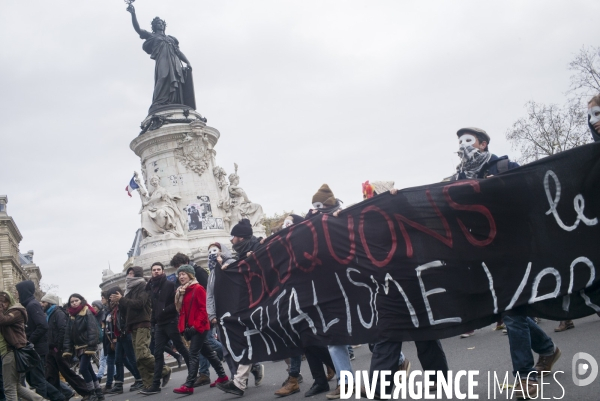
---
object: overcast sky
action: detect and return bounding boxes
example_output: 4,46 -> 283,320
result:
1,0 -> 597,302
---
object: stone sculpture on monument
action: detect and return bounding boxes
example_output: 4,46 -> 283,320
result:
100,3 -> 266,292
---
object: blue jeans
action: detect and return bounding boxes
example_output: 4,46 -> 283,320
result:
198,329 -> 223,376
289,355 -> 302,377
96,349 -> 107,379
115,334 -> 141,383
504,315 -> 555,379
105,352 -> 116,387
328,345 -> 353,384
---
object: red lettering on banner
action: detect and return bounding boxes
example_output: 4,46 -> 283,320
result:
238,258 -> 265,309
443,180 -> 496,246
286,220 -> 322,273
265,236 -> 294,285
394,190 -> 453,258
252,251 -> 280,299
359,205 -> 397,268
322,214 -> 356,265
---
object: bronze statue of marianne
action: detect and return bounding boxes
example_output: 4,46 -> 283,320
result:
127,4 -> 196,113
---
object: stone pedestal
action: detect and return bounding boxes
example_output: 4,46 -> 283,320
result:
124,107 -> 265,272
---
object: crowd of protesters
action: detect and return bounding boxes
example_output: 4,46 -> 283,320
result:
0,96 -> 597,401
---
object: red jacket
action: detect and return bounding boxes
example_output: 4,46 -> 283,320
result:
178,283 -> 210,334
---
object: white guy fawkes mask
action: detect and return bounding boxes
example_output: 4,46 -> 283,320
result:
458,134 -> 477,149
282,217 -> 294,229
588,106 -> 600,125
208,246 -> 220,256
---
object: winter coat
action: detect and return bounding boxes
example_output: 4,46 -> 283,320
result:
16,280 -> 49,355
177,283 -> 210,334
63,306 -> 98,354
146,274 -> 178,326
0,292 -> 28,355
118,280 -> 152,331
46,305 -> 68,351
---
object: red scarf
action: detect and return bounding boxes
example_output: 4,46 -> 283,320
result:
68,303 -> 96,317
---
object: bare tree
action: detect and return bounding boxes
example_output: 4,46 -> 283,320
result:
567,46 -> 600,102
506,101 -> 591,164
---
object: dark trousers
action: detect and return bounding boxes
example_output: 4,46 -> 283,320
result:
46,349 -> 90,397
115,334 -> 141,383
152,323 -> 190,387
184,330 -> 225,388
304,346 -> 335,386
369,340 -> 448,397
26,354 -> 65,401
198,328 -> 224,376
105,351 -> 116,387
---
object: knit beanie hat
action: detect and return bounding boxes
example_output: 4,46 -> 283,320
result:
41,293 -> 60,305
176,264 -> 196,278
312,184 -> 337,207
126,266 -> 144,278
231,218 -> 253,237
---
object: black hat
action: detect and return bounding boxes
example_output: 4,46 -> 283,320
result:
456,127 -> 491,144
231,218 -> 253,237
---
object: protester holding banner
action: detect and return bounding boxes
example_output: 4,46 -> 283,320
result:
453,127 -> 561,399
172,265 -> 228,395
217,220 -> 265,397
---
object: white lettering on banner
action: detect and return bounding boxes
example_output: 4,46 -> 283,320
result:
288,287 -> 317,338
416,261 -> 461,325
505,262 -> 532,311
219,312 -> 245,362
311,280 -> 339,333
481,262 -> 499,314
569,257 -> 596,294
544,170 -> 598,231
264,305 -> 281,351
245,307 -> 271,359
346,268 -> 375,329
335,272 -> 352,335
529,267 -> 561,304
371,275 -> 381,325
383,273 -> 419,327
273,290 -> 297,347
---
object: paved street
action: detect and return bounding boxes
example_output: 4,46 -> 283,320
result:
104,316 -> 599,400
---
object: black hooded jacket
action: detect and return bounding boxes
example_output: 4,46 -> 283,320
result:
46,305 -> 68,351
15,280 -> 49,355
232,236 -> 262,261
146,274 -> 178,326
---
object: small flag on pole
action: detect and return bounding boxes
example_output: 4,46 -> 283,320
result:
125,175 -> 140,197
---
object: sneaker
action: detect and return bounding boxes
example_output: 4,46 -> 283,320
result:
216,380 -> 244,396
351,344 -> 362,349
349,354 -> 355,361
534,317 -> 541,324
516,379 -> 538,399
176,354 -> 184,369
172,385 -> 194,395
251,363 -> 264,386
194,373 -> 211,387
460,331 -> 475,338
304,382 -> 329,397
162,367 -> 171,387
210,376 -> 229,388
554,320 -> 574,332
502,329 -> 508,335
326,366 -> 336,381
535,347 -> 562,376
494,323 -> 506,330
129,380 -> 144,392
139,386 -> 161,395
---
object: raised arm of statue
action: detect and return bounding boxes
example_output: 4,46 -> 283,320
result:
176,48 -> 192,70
127,5 -> 143,35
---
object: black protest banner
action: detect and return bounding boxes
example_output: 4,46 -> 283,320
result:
215,142 -> 600,364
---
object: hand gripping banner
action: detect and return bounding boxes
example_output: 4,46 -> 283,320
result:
215,142 -> 600,364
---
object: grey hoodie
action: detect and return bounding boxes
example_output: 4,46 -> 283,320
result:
207,244 -> 236,322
